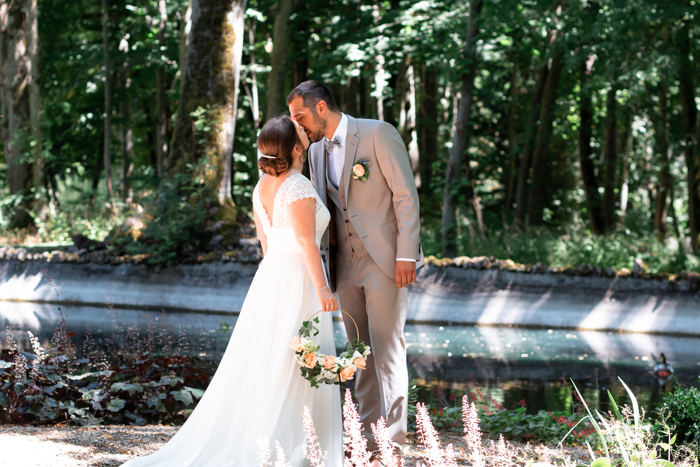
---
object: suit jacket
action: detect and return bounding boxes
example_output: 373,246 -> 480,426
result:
309,115 -> 424,289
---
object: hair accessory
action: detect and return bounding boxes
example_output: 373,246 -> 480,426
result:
259,151 -> 276,159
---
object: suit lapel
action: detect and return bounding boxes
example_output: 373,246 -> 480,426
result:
312,142 -> 327,207
343,116 -> 360,201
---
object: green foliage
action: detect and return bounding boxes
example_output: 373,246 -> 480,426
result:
422,224 -> 700,274
0,309 -> 212,425
482,407 -> 595,445
112,163 -> 215,266
561,378 -> 698,467
656,381 -> 700,449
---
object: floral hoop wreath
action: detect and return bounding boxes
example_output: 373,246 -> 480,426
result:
290,310 -> 371,389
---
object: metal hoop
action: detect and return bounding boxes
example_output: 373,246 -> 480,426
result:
310,309 -> 359,340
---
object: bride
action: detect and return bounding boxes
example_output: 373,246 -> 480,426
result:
121,116 -> 343,466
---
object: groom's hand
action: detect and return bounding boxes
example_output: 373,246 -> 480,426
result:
395,261 -> 416,288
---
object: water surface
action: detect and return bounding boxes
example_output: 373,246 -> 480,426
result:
2,301 -> 697,414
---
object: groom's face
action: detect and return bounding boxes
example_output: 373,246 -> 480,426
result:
288,97 -> 327,143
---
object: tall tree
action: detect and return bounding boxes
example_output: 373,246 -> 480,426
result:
648,83 -> 670,238
526,49 -> 563,226
120,70 -> 135,202
677,20 -> 700,251
265,0 -> 293,120
602,86 -> 618,230
442,0 -> 482,258
27,0 -> 43,219
419,66 -> 438,196
0,0 -> 34,228
513,64 -> 548,229
504,65 -> 519,211
578,58 -> 605,234
168,0 -> 247,205
102,0 -> 115,205
156,0 -> 168,177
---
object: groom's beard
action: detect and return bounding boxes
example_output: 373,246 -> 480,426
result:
308,112 -> 327,143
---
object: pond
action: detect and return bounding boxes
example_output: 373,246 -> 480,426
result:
2,301 -> 698,415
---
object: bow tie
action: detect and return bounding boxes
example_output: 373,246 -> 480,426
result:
324,137 -> 341,155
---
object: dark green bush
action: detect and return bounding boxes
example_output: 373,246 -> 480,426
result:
0,308 -> 213,425
656,381 -> 700,448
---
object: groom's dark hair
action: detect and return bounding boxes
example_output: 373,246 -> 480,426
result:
286,80 -> 339,114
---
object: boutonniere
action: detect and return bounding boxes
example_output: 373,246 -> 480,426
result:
351,160 -> 369,182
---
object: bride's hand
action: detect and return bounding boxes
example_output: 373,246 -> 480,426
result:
317,286 -> 338,312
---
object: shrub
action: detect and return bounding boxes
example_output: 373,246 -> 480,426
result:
656,381 -> 700,449
0,304 -> 213,425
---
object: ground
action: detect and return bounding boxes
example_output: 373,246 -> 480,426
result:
0,425 -> 595,466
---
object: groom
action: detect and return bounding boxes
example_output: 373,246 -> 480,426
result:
287,81 -> 423,454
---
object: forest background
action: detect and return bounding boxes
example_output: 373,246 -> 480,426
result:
1,0 -> 699,274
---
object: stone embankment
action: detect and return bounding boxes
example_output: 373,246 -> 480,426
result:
0,249 -> 698,336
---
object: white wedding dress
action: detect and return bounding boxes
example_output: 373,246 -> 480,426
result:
121,173 -> 343,467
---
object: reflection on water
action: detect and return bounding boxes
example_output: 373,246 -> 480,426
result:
3,301 -> 699,413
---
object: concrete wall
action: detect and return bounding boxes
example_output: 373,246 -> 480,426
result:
1,260 -> 698,336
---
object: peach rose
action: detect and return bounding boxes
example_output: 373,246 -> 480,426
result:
289,336 -> 302,352
353,356 -> 366,370
304,352 -> 317,369
339,366 -> 355,382
323,355 -> 336,370
352,164 -> 366,177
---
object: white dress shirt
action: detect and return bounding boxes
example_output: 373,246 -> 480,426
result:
325,113 -> 348,189
324,114 -> 415,263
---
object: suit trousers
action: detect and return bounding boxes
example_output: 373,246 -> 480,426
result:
336,249 -> 408,451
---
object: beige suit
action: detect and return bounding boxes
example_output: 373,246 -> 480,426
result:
309,115 -> 423,450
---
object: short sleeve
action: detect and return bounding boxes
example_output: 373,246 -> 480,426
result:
285,176 -> 318,206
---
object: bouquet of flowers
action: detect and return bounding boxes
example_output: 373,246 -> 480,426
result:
290,312 -> 371,389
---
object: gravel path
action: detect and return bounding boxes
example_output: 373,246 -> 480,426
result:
0,425 -> 593,466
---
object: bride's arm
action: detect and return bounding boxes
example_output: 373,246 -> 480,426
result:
253,210 -> 268,256
288,198 -> 338,312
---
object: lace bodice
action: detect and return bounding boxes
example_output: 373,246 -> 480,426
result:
253,174 -> 330,253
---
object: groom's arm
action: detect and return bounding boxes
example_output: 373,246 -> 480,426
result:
372,122 -> 421,267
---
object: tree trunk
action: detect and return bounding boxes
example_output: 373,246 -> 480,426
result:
173,2 -> 192,92
677,22 -> 700,252
244,18 -> 260,133
602,86 -> 618,231
0,0 -> 34,228
578,59 -> 605,234
419,66 -> 438,195
265,0 -> 293,120
168,0 -> 247,205
441,0 -> 482,258
504,64 -> 518,211
27,0 -> 44,220
289,0 -> 308,91
619,117 -> 632,227
121,71 -> 135,202
220,0 -> 245,203
526,50 -> 563,226
513,63 -> 548,229
156,0 -> 168,177
405,63 -> 420,187
649,83 -> 670,238
102,0 -> 115,205
142,95 -> 156,167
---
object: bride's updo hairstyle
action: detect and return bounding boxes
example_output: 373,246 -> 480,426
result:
257,115 -> 302,176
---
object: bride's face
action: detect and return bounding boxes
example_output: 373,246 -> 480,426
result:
292,119 -> 310,150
